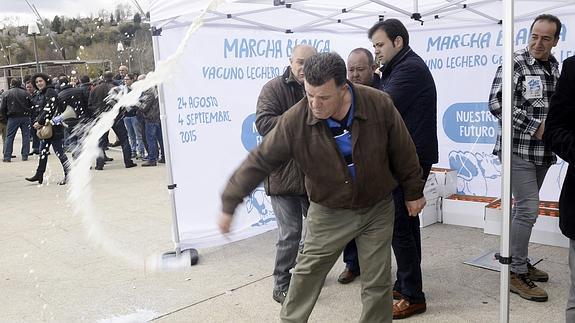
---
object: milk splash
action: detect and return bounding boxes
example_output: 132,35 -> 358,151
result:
66,0 -> 224,271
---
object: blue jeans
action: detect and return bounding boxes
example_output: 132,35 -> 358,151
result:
124,116 -> 145,156
0,122 -> 6,155
510,153 -> 549,274
145,121 -> 164,161
3,117 -> 31,160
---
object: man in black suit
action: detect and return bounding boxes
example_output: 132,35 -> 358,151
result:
544,55 -> 575,322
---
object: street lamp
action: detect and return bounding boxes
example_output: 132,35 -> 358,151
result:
117,42 -> 124,69
1,45 -> 12,65
27,23 -> 41,72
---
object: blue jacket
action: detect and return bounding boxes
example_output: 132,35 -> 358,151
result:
379,46 -> 438,165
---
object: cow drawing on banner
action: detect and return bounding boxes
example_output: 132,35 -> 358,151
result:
448,150 -> 501,196
245,185 -> 276,227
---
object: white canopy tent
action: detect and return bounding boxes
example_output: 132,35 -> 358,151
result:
150,0 -> 575,32
149,1 -> 575,322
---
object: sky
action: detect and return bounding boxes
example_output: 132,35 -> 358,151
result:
0,0 -> 150,27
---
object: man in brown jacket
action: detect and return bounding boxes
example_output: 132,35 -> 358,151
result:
255,44 -> 316,304
219,52 -> 425,322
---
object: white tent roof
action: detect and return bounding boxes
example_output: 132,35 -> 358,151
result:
150,0 -> 575,33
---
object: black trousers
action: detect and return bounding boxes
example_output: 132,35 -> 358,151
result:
391,164 -> 432,304
96,118 -> 133,168
37,137 -> 70,176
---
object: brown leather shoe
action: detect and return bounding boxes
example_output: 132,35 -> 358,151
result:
393,290 -> 403,300
393,299 -> 426,319
337,268 -> 359,284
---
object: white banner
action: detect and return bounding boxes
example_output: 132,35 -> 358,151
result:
156,27 -> 373,248
156,17 -> 573,248
409,18 -> 572,200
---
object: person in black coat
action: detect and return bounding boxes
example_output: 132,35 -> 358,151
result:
368,19 -> 438,319
0,78 -> 32,162
55,75 -> 91,160
25,73 -> 70,185
88,71 -> 136,170
544,55 -> 575,322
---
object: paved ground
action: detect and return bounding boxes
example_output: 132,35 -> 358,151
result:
0,136 -> 571,322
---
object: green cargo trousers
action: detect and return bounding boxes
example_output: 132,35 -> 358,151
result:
280,196 -> 395,323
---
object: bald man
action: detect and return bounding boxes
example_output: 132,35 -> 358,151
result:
255,44 -> 317,304
346,48 -> 380,88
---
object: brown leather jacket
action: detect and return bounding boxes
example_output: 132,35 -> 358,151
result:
255,66 -> 306,196
222,82 -> 424,214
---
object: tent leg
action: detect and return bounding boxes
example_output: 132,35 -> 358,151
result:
151,27 -> 199,267
500,0 -> 514,322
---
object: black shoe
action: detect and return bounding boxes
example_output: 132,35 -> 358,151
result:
2,159 -> 10,163
141,161 -> 157,167
25,173 -> 44,184
104,156 -> 114,162
337,268 -> 360,284
94,165 -> 104,170
158,158 -> 165,164
125,162 -> 137,168
272,289 -> 287,304
58,178 -> 67,185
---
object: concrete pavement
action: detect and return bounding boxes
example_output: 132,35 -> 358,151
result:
0,136 -> 570,322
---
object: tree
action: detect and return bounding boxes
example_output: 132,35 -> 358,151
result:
110,13 -> 115,24
64,18 -> 81,32
133,13 -> 141,25
51,16 -> 62,33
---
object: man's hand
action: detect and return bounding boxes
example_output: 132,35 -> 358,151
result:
218,212 -> 233,234
33,122 -> 41,129
534,121 -> 545,140
405,197 -> 426,217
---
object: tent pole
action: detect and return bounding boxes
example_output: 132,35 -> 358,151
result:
500,0 -> 514,322
151,27 -> 198,266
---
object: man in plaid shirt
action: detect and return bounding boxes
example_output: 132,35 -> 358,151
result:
489,14 -> 561,302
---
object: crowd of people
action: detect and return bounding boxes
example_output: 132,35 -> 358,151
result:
2,12 -> 575,323
218,14 -> 575,323
0,65 -> 163,185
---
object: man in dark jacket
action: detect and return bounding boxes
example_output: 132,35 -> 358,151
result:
1,78 -> 32,162
338,47 -> 381,285
219,52 -> 425,322
369,19 -> 438,319
0,94 -> 6,155
544,54 -> 575,321
138,74 -> 164,166
25,79 -> 41,155
89,71 -> 136,170
56,76 -> 90,159
255,44 -> 316,304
